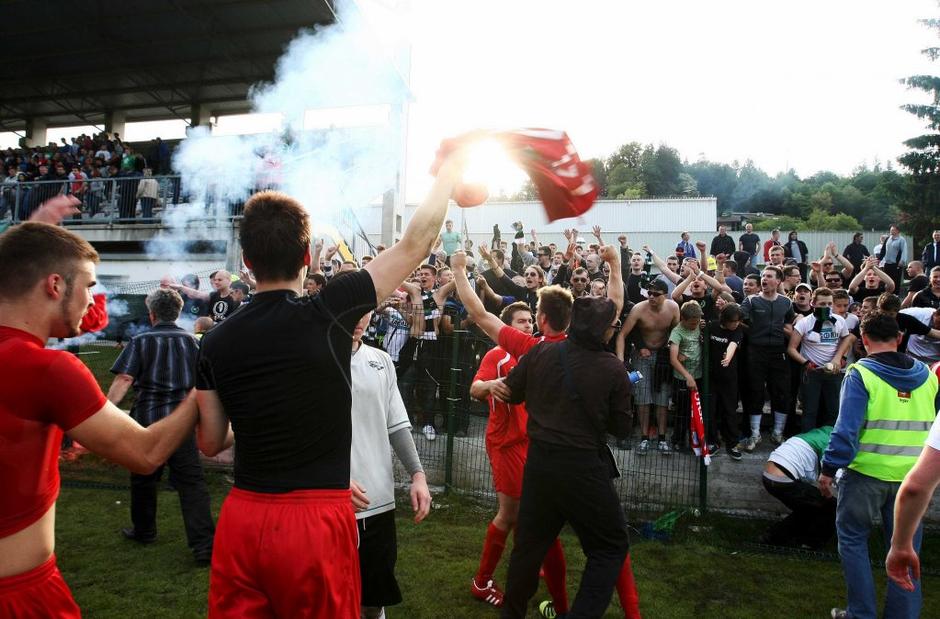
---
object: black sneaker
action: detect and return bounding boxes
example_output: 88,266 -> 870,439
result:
726,445 -> 742,461
121,527 -> 156,544
194,549 -> 213,566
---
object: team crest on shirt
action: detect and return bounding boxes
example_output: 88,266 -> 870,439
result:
898,391 -> 911,401
369,360 -> 385,371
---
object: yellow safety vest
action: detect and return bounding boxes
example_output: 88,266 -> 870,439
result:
848,363 -> 938,482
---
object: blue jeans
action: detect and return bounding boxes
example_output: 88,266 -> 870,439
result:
836,469 -> 923,619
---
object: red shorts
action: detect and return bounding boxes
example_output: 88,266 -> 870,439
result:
209,487 -> 360,619
487,441 -> 527,499
0,554 -> 81,618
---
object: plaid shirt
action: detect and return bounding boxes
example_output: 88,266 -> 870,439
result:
110,322 -> 199,426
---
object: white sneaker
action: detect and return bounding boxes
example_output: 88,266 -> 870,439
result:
770,431 -> 784,446
423,424 -> 437,441
637,439 -> 650,455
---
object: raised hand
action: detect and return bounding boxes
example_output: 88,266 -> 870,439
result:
29,194 -> 81,224
450,250 -> 468,271
618,234 -> 628,247
563,228 -> 573,242
479,244 -> 491,260
593,225 -> 602,241
598,245 -> 618,264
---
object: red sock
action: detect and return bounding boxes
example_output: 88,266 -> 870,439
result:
475,522 -> 508,585
616,553 -> 641,619
541,538 -> 569,613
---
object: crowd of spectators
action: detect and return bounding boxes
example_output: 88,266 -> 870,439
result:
226,221 -> 937,462
0,132 -> 171,221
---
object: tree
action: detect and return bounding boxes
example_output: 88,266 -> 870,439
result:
898,17 -> 940,244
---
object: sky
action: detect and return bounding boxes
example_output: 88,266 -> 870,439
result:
4,0 -> 939,203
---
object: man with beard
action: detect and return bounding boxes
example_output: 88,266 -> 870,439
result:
569,267 -> 592,299
0,203 -> 199,616
617,278 -> 680,455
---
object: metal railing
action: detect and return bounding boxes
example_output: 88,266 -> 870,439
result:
0,174 -> 253,224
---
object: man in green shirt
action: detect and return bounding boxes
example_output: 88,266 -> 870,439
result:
440,220 -> 462,256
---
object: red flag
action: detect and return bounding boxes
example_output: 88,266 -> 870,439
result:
431,129 -> 599,222
80,293 -> 109,334
689,389 -> 711,465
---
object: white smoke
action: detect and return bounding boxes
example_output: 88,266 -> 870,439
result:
170,0 -> 408,236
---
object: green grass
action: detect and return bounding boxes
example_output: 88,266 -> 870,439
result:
56,457 -> 940,618
60,344 -> 940,617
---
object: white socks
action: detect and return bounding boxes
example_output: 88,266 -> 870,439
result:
750,414 -> 761,437
773,412 -> 787,434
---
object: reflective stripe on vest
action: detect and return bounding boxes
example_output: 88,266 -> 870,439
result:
848,363 -> 938,482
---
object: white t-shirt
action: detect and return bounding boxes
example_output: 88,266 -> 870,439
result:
926,411 -> 940,451
768,436 -> 819,483
350,344 -> 411,520
901,308 -> 940,362
795,314 -> 849,366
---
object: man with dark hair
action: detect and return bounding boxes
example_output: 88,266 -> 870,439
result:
305,272 -> 327,296
500,296 -> 634,619
911,266 -> 940,310
194,151 -> 467,617
739,266 -> 796,450
466,300 -> 569,613
710,225 -> 735,258
106,288 -> 215,564
569,267 -> 591,298
616,277 -> 680,454
820,312 -> 938,619
0,210 -> 199,615
920,230 -> 940,272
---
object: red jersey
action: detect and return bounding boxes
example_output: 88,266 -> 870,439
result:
0,327 -> 105,537
474,347 -> 528,449
497,325 -> 566,360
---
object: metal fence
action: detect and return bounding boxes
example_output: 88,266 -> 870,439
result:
0,174 -> 249,224
380,313 -> 707,522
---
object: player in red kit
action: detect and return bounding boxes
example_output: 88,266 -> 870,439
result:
0,197 -> 199,617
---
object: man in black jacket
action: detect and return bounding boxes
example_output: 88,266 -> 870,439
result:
499,296 -> 633,618
710,225 -> 736,258
921,230 -> 940,272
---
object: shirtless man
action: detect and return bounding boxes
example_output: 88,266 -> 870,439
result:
616,278 -> 680,455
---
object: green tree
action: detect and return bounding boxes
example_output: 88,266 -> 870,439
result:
898,17 -> 940,243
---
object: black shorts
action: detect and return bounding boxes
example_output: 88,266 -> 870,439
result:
358,509 -> 402,608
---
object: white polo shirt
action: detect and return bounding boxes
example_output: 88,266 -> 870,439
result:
349,343 -> 411,520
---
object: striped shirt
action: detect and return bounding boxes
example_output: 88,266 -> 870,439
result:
110,322 -> 199,426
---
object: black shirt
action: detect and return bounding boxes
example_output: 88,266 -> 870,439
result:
208,291 -> 240,322
853,283 -> 887,303
739,233 -> 760,255
913,287 -> 940,310
626,273 -> 645,305
196,270 -> 376,493
707,320 -> 743,371
710,235 -> 735,258
182,295 -> 209,320
504,340 -> 631,449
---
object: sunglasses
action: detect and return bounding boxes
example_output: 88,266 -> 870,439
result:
647,291 -> 665,297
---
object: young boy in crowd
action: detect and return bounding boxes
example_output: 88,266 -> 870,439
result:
669,301 -> 704,451
708,303 -> 744,459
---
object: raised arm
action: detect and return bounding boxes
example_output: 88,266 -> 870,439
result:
432,280 -> 456,308
644,245 -> 680,284
600,244 -> 623,316
170,282 -> 210,301
309,239 -> 324,275
699,270 -> 731,297
452,251 -> 504,343
364,154 -> 464,303
672,272 -> 695,303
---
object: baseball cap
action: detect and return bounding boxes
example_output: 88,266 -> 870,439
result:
795,283 -> 812,293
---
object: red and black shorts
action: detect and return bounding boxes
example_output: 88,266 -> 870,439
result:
357,509 -> 402,609
487,441 -> 527,499
0,554 -> 81,618
209,487 -> 360,618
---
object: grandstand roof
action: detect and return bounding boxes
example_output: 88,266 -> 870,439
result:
0,0 -> 336,131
